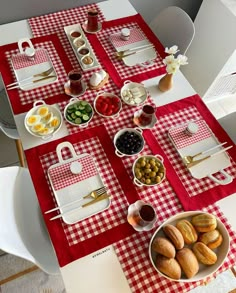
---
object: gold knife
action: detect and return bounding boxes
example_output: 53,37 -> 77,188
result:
50,193 -> 111,221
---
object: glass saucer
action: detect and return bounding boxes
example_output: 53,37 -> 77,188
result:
82,22 -> 102,34
64,80 -> 87,98
133,109 -> 157,129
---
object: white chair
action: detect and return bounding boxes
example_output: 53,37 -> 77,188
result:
0,77 -> 25,167
218,112 -> 236,144
0,166 -> 60,275
149,6 -> 195,55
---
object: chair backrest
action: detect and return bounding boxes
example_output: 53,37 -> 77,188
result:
0,166 -> 59,275
218,112 -> 236,144
149,6 -> 195,55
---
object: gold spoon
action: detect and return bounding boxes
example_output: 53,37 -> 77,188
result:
115,45 -> 155,60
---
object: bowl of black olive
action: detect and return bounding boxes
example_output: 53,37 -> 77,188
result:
132,154 -> 166,186
114,128 -> 144,157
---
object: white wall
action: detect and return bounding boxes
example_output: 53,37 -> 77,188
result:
1,0 -> 202,25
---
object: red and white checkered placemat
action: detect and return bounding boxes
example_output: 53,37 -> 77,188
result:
48,155 -> 98,191
113,204 -> 236,293
40,136 -> 131,246
93,21 -> 164,84
11,49 -> 49,70
28,4 -> 105,70
168,119 -> 212,149
5,41 -> 68,106
109,28 -> 146,48
150,105 -> 236,198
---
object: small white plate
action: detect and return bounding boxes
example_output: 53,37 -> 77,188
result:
64,80 -> 87,98
82,21 -> 102,34
133,109 -> 157,129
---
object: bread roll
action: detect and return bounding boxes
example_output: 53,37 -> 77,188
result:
191,213 -> 217,232
199,229 -> 223,249
163,224 -> 184,250
152,237 -> 176,258
156,254 -> 181,280
176,248 -> 199,279
192,242 -> 217,265
176,219 -> 198,245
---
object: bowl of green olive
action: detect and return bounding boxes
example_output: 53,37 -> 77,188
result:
132,154 -> 166,186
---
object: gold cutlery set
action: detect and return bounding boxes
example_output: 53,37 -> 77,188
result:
45,186 -> 110,221
114,44 -> 155,60
183,142 -> 233,168
6,67 -> 55,90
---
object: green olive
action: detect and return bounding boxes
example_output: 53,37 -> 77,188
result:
145,178 -> 151,185
150,171 -> 156,178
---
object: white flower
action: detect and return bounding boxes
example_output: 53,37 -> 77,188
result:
163,45 -> 188,74
166,63 -> 180,74
177,54 -> 188,65
165,45 -> 179,55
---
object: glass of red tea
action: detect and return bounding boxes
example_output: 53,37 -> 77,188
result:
68,70 -> 83,95
127,200 -> 157,231
86,9 -> 99,32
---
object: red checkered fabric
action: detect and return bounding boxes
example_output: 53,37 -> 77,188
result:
39,136 -> 130,245
28,4 -> 105,71
48,155 -> 98,191
150,105 -> 236,198
5,41 -> 68,105
94,21 -> 164,82
11,49 -> 49,69
110,28 -> 146,48
113,204 -> 236,293
168,119 -> 213,149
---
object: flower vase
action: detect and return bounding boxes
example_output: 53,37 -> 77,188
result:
158,73 -> 173,92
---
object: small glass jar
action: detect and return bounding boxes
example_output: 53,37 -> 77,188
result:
184,122 -> 199,136
120,28 -> 130,41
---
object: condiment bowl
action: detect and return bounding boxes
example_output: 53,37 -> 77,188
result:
64,98 -> 93,128
132,154 -> 166,186
24,100 -> 62,140
120,80 -> 148,106
114,127 -> 144,157
94,91 -> 122,119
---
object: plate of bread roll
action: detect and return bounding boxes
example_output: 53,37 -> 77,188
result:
149,211 -> 230,282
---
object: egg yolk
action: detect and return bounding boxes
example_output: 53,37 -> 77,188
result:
50,117 -> 60,128
37,106 -> 49,117
27,115 -> 39,125
32,123 -> 44,132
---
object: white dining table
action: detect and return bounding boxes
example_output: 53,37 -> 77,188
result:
1,0 -> 236,292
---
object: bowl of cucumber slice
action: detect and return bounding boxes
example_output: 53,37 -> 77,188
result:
64,98 -> 94,127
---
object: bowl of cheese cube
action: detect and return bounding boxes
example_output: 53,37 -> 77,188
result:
120,80 -> 148,106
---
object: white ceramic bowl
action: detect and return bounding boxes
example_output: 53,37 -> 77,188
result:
120,80 -> 148,106
94,91 -> 122,119
24,100 -> 62,140
114,127 -> 144,157
64,98 -> 94,128
149,211 -> 230,282
132,154 -> 166,186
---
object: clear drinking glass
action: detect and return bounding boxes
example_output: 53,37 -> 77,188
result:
87,9 -> 99,32
68,70 -> 83,95
127,200 -> 157,231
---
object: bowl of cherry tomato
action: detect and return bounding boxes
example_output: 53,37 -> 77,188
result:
94,91 -> 122,118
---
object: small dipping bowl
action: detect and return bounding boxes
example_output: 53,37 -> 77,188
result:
70,30 -> 82,39
73,38 -> 85,49
78,47 -> 90,57
81,56 -> 94,68
113,127 -> 144,157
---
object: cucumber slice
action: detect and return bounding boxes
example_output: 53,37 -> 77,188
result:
82,114 -> 89,121
75,111 -> 82,116
74,117 -> 82,124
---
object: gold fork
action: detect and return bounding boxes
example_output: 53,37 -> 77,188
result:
50,192 -> 111,221
6,67 -> 54,88
45,186 -> 107,214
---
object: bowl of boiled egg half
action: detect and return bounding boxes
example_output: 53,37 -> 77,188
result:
24,100 -> 62,140
120,80 -> 148,107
